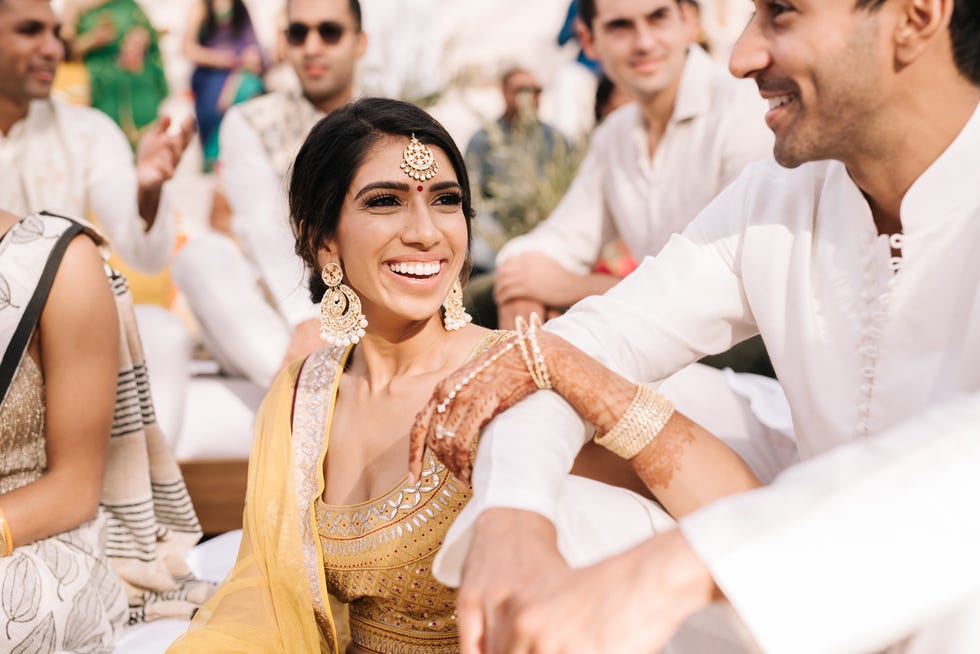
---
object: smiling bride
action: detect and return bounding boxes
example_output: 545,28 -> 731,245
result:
168,97 -> 501,653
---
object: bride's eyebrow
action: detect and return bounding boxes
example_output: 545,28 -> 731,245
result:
353,181 -> 410,200
429,181 -> 463,193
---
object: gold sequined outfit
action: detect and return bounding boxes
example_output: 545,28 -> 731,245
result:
0,355 -> 46,494
0,354 -> 128,651
317,450 -> 470,654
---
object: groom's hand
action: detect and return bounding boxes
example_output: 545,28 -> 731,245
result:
457,508 -> 568,654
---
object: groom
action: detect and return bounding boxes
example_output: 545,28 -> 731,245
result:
414,0 -> 980,652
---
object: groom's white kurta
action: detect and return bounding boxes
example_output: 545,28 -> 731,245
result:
436,102 -> 980,653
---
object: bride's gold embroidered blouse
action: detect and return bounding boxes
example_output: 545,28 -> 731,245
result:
316,449 -> 468,653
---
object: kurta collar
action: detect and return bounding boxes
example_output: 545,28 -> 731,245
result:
1,100 -> 50,144
671,45 -> 713,123
295,88 -> 325,117
899,99 -> 980,234
1,110 -> 29,144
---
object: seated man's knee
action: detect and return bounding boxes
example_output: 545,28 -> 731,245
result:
134,304 -> 192,356
171,232 -> 241,291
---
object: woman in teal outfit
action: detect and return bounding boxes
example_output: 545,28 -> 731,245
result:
182,0 -> 265,172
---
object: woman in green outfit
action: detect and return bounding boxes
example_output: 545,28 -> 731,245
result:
63,0 -> 169,148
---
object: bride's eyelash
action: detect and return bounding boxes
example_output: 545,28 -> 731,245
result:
362,193 -> 401,208
435,192 -> 463,206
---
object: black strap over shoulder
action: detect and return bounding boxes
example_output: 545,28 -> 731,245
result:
0,215 -> 85,402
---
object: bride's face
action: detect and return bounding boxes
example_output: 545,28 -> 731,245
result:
323,137 -> 469,330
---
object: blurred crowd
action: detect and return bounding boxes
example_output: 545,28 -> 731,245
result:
43,0 -> 759,323
0,0 -> 778,487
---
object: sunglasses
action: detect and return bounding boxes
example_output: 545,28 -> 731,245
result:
284,21 -> 346,47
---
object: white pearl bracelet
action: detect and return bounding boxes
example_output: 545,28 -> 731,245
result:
435,335 -> 518,417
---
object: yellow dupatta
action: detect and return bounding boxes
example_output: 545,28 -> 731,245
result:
169,347 -> 349,653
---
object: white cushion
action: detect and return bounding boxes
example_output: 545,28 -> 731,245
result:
173,376 -> 264,461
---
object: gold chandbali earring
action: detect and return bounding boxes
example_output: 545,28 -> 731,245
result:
442,279 -> 472,331
319,262 -> 367,346
400,133 -> 439,181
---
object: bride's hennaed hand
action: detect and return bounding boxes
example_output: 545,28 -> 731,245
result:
408,332 -> 540,485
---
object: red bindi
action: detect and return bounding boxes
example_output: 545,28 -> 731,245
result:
417,185 -> 424,192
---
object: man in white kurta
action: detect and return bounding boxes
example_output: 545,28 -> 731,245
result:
494,46 -> 768,281
171,0 -> 367,387
0,101 -> 175,270
171,91 -> 324,387
431,0 -> 980,651
0,0 -> 194,439
491,0 -> 771,330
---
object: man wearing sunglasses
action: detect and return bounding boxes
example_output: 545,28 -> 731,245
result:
173,0 -> 366,388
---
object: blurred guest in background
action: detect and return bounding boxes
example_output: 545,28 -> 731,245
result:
61,0 -> 169,148
465,66 -> 574,270
0,0 -> 196,442
183,0 -> 264,173
172,0 -> 366,388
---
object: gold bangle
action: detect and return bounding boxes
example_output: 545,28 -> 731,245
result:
526,313 -> 552,389
513,316 -> 537,386
514,314 -> 552,390
0,504 -> 13,557
594,384 -> 674,459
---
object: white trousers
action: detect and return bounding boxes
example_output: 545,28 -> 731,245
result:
896,594 -> 980,654
659,363 -> 799,485
171,232 -> 291,388
134,304 -> 191,448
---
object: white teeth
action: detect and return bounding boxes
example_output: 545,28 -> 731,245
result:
389,261 -> 441,276
768,95 -> 792,110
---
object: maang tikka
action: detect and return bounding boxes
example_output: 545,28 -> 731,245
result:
400,134 -> 439,181
319,262 -> 367,346
442,279 -> 472,331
